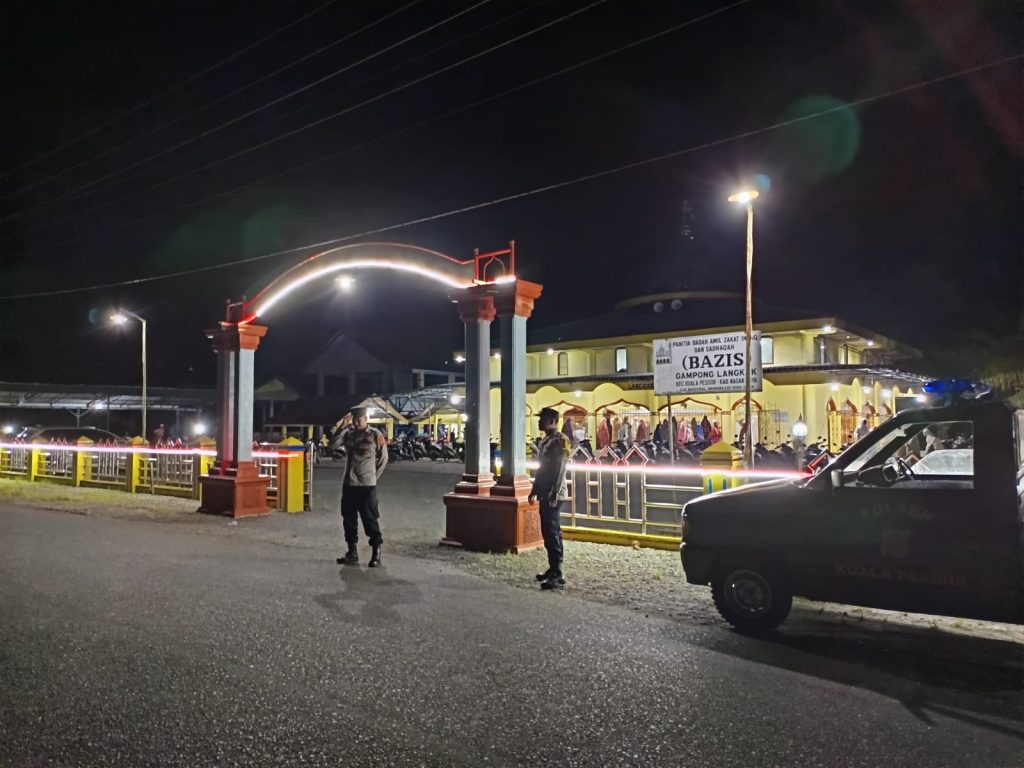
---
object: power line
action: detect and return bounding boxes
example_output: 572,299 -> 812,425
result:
14,0 -> 752,255
5,0 -> 609,235
193,0 -> 554,157
6,1 -> 550,240
1,0 -> 341,179
3,52 -> 1016,303
2,0 -> 431,208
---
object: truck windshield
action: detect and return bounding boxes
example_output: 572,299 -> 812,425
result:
844,427 -> 910,473
843,419 -> 974,476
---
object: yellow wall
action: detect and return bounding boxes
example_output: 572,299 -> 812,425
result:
772,335 -> 803,365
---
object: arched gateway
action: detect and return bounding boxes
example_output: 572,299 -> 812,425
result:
198,242 -> 545,553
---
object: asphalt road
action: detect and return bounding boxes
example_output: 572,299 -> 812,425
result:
1,472 -> 1023,767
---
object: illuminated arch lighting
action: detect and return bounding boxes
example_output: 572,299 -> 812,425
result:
240,242 -> 492,324
246,259 -> 474,321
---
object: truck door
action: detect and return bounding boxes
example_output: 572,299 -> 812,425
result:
825,415 -> 982,617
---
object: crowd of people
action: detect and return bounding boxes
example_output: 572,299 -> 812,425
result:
558,411 -> 728,451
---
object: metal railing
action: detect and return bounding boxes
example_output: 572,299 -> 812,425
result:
256,449 -> 279,505
1,442 -> 31,475
304,442 -> 315,511
138,449 -> 198,496
524,453 -> 803,540
561,464 -> 703,537
37,443 -> 75,480
88,445 -> 130,486
0,440 -> 306,511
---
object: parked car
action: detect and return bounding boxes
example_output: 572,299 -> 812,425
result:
681,381 -> 1023,633
15,426 -> 126,444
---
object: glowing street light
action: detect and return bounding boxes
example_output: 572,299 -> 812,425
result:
193,422 -> 208,437
335,275 -> 355,291
728,187 -> 760,468
110,308 -> 148,440
791,418 -> 808,440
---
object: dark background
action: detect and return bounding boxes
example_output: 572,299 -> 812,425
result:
1,0 -> 1021,389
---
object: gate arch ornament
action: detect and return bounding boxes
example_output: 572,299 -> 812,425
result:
199,241 -> 545,552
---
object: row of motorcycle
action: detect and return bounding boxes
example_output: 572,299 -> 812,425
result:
528,435 -> 836,471
318,432 -> 465,463
319,431 -> 837,472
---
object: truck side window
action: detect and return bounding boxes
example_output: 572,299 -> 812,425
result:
846,420 -> 974,488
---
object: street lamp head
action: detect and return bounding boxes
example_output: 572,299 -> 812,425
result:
110,313 -> 128,325
335,275 -> 355,291
727,189 -> 759,205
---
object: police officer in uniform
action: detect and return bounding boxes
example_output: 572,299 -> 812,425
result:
529,407 -> 571,590
336,407 -> 389,567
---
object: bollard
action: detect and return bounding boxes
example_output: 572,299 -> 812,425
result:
127,436 -> 147,494
276,437 -> 306,513
195,437 -> 217,501
28,438 -> 45,482
700,440 -> 743,494
74,437 -> 94,487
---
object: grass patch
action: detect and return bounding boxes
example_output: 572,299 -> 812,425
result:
0,477 -> 195,515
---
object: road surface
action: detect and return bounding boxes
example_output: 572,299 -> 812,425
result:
1,470 -> 1022,767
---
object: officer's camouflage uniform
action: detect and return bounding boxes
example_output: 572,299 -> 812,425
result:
531,430 -> 570,579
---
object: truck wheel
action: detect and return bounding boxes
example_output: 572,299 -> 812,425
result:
711,559 -> 792,633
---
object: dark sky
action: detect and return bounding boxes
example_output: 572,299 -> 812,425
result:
1,0 -> 1021,389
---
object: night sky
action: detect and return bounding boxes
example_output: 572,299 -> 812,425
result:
2,0 -> 1021,390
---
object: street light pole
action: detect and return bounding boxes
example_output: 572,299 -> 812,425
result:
140,315 -> 147,441
728,189 -> 760,468
743,200 -> 753,469
111,309 -> 147,440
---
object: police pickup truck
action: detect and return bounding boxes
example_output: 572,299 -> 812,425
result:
680,380 -> 1024,633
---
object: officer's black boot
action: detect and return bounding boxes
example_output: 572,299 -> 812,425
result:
535,569 -> 554,582
336,544 -> 359,565
540,571 -> 565,590
540,555 -> 565,590
368,544 -> 382,568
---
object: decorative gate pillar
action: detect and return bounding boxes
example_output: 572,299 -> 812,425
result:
492,280 -> 543,495
443,279 -> 544,552
452,291 -> 496,495
198,321 -> 271,518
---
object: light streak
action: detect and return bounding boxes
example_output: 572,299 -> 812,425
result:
524,459 -> 804,480
247,258 -> 473,319
0,442 -> 296,459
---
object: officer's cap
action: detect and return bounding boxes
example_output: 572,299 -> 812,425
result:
351,407 -> 368,419
539,407 -> 560,423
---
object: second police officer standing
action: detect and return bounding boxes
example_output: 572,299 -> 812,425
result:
529,407 -> 571,590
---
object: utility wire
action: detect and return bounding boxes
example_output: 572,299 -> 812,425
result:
3,52 -> 1017,302
13,0 -> 751,255
1,0 -> 340,179
177,0 -> 554,159
2,0 -> 430,207
5,0 -> 608,234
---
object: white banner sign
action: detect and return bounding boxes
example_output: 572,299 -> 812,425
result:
653,331 -> 762,395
